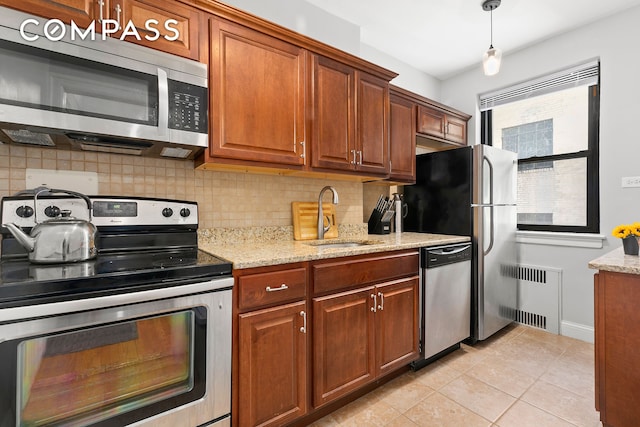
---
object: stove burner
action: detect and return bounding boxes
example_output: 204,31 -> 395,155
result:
0,196 -> 233,309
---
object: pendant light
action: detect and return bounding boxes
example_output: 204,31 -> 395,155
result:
482,0 -> 502,76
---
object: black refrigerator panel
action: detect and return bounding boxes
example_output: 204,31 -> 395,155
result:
403,146 -> 473,236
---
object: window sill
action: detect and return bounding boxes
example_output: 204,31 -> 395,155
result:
516,230 -> 606,248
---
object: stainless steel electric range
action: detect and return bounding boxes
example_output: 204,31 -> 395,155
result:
0,193 -> 232,427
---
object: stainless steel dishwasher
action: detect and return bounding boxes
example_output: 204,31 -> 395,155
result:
412,243 -> 472,370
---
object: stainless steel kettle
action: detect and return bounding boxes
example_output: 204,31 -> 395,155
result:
3,188 -> 97,263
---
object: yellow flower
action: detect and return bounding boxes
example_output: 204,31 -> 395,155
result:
631,222 -> 640,237
613,225 -> 632,239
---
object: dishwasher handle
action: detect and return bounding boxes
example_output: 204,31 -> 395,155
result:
423,244 -> 472,269
428,246 -> 469,256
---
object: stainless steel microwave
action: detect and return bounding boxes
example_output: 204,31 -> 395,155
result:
0,7 -> 208,159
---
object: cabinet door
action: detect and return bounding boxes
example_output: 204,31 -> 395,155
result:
445,115 -> 467,145
311,55 -> 356,171
210,19 -> 307,166
0,0 -> 98,27
113,0 -> 202,60
312,287 -> 375,407
417,105 -> 445,139
597,271 -> 640,427
375,277 -> 420,376
594,273 -> 602,414
356,72 -> 389,175
389,93 -> 416,182
238,301 -> 307,427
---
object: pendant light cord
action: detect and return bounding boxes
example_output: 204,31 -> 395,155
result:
490,7 -> 494,49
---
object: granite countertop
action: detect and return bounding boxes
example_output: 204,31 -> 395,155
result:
588,247 -> 640,275
199,232 -> 470,269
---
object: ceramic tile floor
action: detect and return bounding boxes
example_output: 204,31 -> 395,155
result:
311,324 -> 602,427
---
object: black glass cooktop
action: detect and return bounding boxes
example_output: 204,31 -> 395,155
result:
0,248 -> 232,309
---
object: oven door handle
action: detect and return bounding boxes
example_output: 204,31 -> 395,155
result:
0,277 -> 234,325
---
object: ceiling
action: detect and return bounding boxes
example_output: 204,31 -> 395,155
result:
305,0 -> 640,80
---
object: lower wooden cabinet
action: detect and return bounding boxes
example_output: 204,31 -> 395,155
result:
312,287 -> 376,407
238,301 -> 308,427
375,278 -> 420,375
312,276 -> 419,408
594,271 -> 640,427
233,250 -> 419,426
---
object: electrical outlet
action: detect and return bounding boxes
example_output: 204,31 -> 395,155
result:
622,176 -> 640,188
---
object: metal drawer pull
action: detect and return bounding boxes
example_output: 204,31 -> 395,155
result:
377,292 -> 384,311
371,293 -> 377,312
300,311 -> 307,333
266,284 -> 288,292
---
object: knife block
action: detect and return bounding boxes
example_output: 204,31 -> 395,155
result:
367,209 -> 391,234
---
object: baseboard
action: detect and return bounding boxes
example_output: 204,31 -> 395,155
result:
560,321 -> 594,343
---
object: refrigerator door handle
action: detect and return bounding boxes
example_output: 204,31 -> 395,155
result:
484,155 -> 494,205
480,155 -> 496,256
485,205 -> 495,256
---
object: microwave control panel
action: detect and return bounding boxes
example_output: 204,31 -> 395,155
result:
167,80 -> 208,134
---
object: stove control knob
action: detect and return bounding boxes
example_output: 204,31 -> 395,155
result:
44,205 -> 61,217
180,208 -> 191,218
16,205 -> 34,218
162,207 -> 173,218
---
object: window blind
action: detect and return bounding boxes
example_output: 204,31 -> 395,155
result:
479,59 -> 599,111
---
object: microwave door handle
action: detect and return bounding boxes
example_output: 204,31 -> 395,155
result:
157,68 -> 169,136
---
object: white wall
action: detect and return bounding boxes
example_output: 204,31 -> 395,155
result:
441,5 -> 640,342
220,0 -> 441,98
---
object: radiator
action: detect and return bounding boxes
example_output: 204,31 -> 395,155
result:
501,264 -> 562,333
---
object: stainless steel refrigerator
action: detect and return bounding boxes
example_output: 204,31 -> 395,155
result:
404,144 -> 518,342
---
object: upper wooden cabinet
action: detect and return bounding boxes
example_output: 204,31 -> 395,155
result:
206,18 -> 307,167
310,55 -> 389,177
357,72 -> 390,175
389,90 -> 417,183
0,0 -> 97,28
0,0 -> 203,60
417,103 -> 469,146
112,0 -> 203,60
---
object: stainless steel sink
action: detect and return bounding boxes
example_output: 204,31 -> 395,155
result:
305,240 -> 382,249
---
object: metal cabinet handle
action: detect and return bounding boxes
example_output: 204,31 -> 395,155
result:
351,149 -> 357,165
357,150 -> 363,165
266,284 -> 288,292
98,0 -> 105,22
300,311 -> 307,333
300,141 -> 306,159
370,293 -> 377,312
377,292 -> 384,311
114,4 -> 122,31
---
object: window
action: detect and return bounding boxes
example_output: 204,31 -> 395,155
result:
479,60 -> 600,233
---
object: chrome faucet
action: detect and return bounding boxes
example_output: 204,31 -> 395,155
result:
317,186 -> 339,239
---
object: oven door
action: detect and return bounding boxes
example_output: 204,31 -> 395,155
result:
0,279 -> 232,427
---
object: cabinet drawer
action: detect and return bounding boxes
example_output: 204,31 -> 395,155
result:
312,250 -> 419,295
238,267 -> 307,310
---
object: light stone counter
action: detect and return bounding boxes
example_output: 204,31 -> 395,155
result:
199,232 -> 470,270
588,247 -> 640,275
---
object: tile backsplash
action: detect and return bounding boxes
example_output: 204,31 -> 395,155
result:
0,145 -> 365,229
